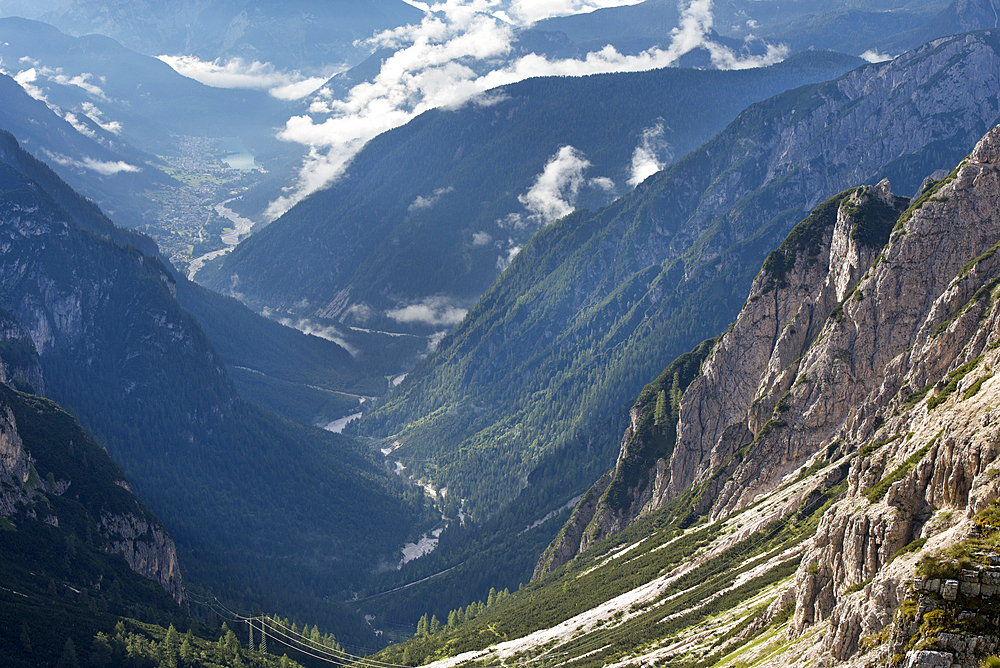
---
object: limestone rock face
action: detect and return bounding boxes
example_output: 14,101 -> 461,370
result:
0,403 -> 32,516
542,183 -> 906,570
0,386 -> 183,602
533,471 -> 612,579
100,511 -> 183,601
541,125 -> 1000,663
535,32 -> 1000,577
0,308 -> 44,395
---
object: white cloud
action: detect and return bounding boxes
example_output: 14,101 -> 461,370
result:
13,68 -> 48,102
518,145 -> 592,223
278,318 -> 359,356
45,152 -> 142,175
860,49 -> 893,63
427,330 -> 448,353
497,242 -> 521,271
409,186 -> 455,212
80,102 -> 122,134
266,0 -> 788,220
157,55 -> 337,99
344,303 -> 375,323
48,71 -> 107,100
63,112 -> 95,138
386,296 -> 468,326
472,231 -> 492,246
268,76 -> 330,100
628,121 -> 672,186
591,176 -> 615,191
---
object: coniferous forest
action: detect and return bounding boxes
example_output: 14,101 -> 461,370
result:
3,2 -> 1000,668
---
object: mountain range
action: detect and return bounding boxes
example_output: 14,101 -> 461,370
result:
358,30 -> 1000,523
199,50 -> 864,360
0,0 -> 424,73
0,127 -> 428,649
2,1 -> 1000,665
376,108 -> 1000,668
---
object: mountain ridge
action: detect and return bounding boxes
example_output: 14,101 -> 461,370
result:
375,122 -> 1000,668
355,30 -> 1000,525
201,50 -> 864,369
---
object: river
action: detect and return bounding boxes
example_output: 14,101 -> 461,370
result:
187,199 -> 256,281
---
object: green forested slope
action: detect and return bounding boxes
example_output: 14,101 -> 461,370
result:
346,34 -> 1000,629
355,32 -> 1000,524
0,382 -> 186,666
203,51 -> 863,334
0,133 -> 427,647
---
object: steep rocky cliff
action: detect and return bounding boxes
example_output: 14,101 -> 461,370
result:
358,30 -> 1000,528
0,307 -> 44,395
0,129 -> 426,630
0,382 -> 182,601
535,126 -> 1000,665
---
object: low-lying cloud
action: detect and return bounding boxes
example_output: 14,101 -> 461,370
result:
80,102 -> 122,134
12,67 -> 47,102
860,49 -> 893,63
409,186 -> 455,212
628,121 -> 672,186
386,296 -> 469,326
157,55 -> 332,100
505,0 -> 645,24
11,65 -> 110,101
518,145 -> 607,224
265,0 -> 789,221
6,63 -> 126,139
277,317 -> 360,356
44,151 -> 142,175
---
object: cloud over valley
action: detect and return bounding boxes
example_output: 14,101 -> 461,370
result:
262,0 -> 789,221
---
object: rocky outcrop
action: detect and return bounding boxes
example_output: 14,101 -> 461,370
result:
100,511 -> 183,602
540,125 -> 1000,664
533,471 -> 612,579
0,307 -> 44,395
0,403 -> 32,516
540,182 -> 907,573
0,384 -> 184,603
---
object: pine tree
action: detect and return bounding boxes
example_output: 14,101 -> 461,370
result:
447,609 -> 459,628
56,638 -> 79,668
19,620 -> 31,652
429,615 -> 440,635
487,587 -> 497,607
416,613 -> 429,637
669,372 -> 682,417
90,633 -> 113,668
654,389 -> 668,425
180,636 -> 195,664
163,624 -> 180,668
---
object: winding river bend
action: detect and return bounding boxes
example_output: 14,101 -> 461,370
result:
187,199 -> 255,281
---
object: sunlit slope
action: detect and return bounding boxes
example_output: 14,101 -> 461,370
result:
203,51 -> 862,334
357,32 -> 1000,524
